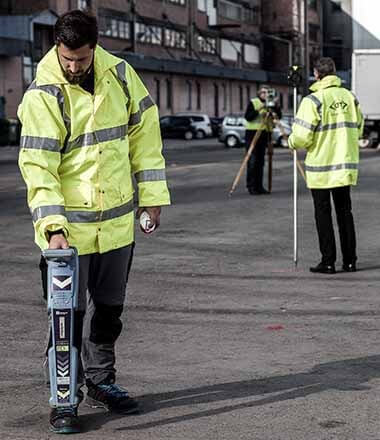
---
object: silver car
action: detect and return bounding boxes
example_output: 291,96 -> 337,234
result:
219,114 -> 246,148
219,114 -> 292,148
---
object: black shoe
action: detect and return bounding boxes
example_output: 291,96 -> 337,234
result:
249,188 -> 270,195
86,381 -> 139,414
342,263 -> 356,272
310,262 -> 336,274
50,406 -> 80,434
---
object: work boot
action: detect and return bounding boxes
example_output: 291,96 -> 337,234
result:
310,262 -> 336,274
49,406 -> 80,434
86,380 -> 139,414
249,188 -> 269,195
342,263 -> 356,272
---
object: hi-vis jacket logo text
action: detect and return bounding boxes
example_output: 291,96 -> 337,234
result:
329,100 -> 348,112
52,276 -> 72,291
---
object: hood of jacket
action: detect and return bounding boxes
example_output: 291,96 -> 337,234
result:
309,75 -> 341,92
35,44 -> 122,86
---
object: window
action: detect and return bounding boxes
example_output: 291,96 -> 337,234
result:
196,82 -> 201,110
222,83 -> 227,111
246,85 -> 251,105
308,0 -> 317,10
169,0 -> 186,5
23,56 -> 37,87
186,80 -> 192,110
197,35 -> 217,54
164,29 -> 186,49
244,5 -> 259,25
78,0 -> 91,10
136,23 -> 162,45
214,83 -> 219,117
99,17 -> 130,40
219,0 -> 243,21
309,24 -> 319,42
198,0 -> 207,11
166,78 -> 172,109
155,78 -> 161,109
239,86 -> 243,110
225,116 -> 245,127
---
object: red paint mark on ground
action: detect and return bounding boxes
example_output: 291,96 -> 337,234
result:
266,325 -> 285,331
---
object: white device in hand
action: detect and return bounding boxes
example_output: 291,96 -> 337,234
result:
139,211 -> 156,234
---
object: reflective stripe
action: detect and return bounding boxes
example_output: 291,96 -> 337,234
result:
65,124 -> 128,153
27,81 -> 71,140
27,81 -> 62,101
20,135 -> 61,152
294,118 -> 316,131
66,200 -> 134,223
315,121 -> 359,132
32,205 -> 66,222
306,94 -> 322,114
115,62 -> 131,101
305,163 -> 358,172
135,169 -> 166,183
32,200 -> 134,223
129,95 -> 155,127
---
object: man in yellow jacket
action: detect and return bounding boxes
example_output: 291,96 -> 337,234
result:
288,57 -> 363,274
244,86 -> 281,194
18,10 -> 170,433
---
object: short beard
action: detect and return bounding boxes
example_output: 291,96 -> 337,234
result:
64,65 -> 92,85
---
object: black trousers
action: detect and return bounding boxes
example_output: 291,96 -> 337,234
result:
245,129 -> 270,191
311,186 -> 357,266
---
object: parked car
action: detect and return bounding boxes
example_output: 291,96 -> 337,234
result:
219,114 -> 246,148
219,114 -> 292,148
160,115 -> 197,140
210,117 -> 224,137
176,113 -> 213,138
272,119 -> 292,148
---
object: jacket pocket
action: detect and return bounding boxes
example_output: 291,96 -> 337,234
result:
62,182 -> 93,208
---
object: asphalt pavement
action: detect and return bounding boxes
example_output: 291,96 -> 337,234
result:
1,140 -> 380,439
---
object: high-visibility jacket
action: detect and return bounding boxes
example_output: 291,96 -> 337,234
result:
245,97 -> 272,132
288,75 -> 364,189
18,45 -> 170,255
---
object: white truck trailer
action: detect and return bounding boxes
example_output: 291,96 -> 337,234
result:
352,50 -> 380,147
351,0 -> 380,147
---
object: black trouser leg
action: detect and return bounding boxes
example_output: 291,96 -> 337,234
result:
83,244 -> 135,385
245,130 -> 268,191
332,186 -> 357,265
311,188 -> 336,265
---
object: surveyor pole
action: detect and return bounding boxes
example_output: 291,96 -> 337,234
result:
287,65 -> 304,266
293,88 -> 298,266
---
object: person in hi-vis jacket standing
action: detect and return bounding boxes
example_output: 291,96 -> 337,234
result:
288,57 -> 363,274
244,86 -> 281,195
18,10 -> 170,433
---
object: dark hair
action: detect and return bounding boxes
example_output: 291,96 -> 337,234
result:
54,10 -> 98,50
314,57 -> 336,79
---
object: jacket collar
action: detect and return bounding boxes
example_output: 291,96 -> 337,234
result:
35,45 -> 121,86
309,75 -> 341,92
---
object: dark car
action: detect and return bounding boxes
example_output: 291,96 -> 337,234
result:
160,116 -> 197,140
210,117 -> 223,137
